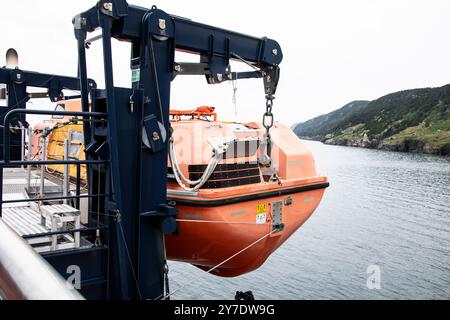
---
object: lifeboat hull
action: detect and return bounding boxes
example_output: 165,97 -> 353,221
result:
165,181 -> 328,277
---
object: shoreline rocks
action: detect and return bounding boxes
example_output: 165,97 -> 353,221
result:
316,136 -> 449,156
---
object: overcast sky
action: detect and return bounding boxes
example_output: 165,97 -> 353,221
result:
1,0 -> 449,125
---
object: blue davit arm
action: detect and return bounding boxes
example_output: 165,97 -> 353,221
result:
73,0 -> 283,300
76,0 -> 282,92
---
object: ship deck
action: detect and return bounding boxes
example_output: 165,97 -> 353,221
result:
1,168 -> 87,253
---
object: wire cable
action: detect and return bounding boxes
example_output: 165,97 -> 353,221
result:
155,228 -> 276,300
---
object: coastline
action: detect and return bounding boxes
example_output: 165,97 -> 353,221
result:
299,136 -> 450,156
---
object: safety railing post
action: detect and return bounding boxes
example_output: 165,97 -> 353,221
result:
40,136 -> 47,225
26,127 -> 32,190
76,163 -> 81,210
63,138 -> 70,205
21,126 -> 25,168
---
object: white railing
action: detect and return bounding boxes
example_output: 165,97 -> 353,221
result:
0,219 -> 84,300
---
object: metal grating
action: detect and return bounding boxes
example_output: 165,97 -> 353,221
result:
2,206 -> 49,236
2,206 -> 82,252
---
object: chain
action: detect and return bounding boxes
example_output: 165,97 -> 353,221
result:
262,94 -> 275,158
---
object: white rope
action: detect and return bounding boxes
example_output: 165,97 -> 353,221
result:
169,137 -> 216,185
157,228 -> 276,300
169,137 -> 222,192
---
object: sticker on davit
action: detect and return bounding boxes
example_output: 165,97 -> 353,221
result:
256,213 -> 266,224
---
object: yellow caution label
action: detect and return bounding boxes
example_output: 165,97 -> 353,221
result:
256,203 -> 267,214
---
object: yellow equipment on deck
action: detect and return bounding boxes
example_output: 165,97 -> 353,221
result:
47,124 -> 87,181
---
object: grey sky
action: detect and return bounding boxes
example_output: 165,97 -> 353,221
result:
1,0 -> 449,125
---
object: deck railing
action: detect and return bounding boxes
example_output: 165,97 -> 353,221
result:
0,108 -> 109,299
0,108 -> 108,217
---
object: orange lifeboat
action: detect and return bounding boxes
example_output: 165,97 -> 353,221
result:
31,103 -> 329,277
165,107 -> 329,277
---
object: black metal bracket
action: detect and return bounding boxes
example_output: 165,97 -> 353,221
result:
263,65 -> 280,96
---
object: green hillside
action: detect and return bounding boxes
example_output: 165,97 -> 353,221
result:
293,100 -> 370,140
293,85 -> 450,155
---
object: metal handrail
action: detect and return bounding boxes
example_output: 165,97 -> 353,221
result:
1,193 -> 106,204
0,160 -> 107,217
22,225 -> 107,240
0,108 -> 108,215
1,159 -> 108,166
2,108 -> 107,163
0,219 -> 84,300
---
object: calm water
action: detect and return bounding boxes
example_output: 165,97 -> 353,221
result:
168,141 -> 450,300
